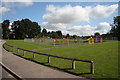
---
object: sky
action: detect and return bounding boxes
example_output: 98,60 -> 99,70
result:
1,0 -> 119,36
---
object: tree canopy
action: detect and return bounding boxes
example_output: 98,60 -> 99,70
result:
2,20 -> 10,39
110,16 -> 120,40
42,28 -> 47,37
1,18 -> 64,39
11,19 -> 41,39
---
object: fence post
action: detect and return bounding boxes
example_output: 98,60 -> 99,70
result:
48,55 -> 50,63
33,52 -> 35,58
90,61 -> 94,74
23,51 -> 26,56
72,58 -> 75,69
17,49 -> 19,53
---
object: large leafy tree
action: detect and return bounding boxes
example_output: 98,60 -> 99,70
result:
11,18 -> 41,39
94,32 -> 100,37
51,31 -> 58,38
66,34 -> 70,38
42,28 -> 47,37
110,16 -> 120,40
21,19 -> 41,38
0,23 -> 2,39
32,22 -> 41,37
11,20 -> 25,39
56,31 -> 62,36
47,31 -> 52,38
56,30 -> 62,38
2,20 -> 10,39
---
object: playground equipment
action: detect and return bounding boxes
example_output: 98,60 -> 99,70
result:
52,38 -> 58,46
100,38 -> 103,43
63,38 -> 67,44
89,36 -> 103,44
31,38 -> 46,43
32,38 -> 35,42
24,37 -> 89,46
89,38 -> 94,44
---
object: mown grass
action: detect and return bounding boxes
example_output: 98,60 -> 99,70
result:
3,40 -> 119,78
4,40 -> 53,50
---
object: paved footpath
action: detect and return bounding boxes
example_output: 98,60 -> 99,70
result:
1,40 -> 87,79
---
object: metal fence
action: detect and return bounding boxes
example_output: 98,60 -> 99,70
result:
103,37 -> 118,40
4,43 -> 94,74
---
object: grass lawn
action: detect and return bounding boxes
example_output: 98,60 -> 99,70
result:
4,40 -> 53,50
3,40 -> 119,78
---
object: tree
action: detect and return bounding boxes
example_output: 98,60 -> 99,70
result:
73,35 -> 77,39
2,20 -> 10,39
11,19 -> 41,39
0,23 -> 2,39
110,16 -> 120,40
21,19 -> 41,38
32,22 -> 41,37
94,32 -> 100,37
11,18 -> 41,39
11,20 -> 25,39
51,31 -> 58,38
47,32 -> 52,38
66,34 -> 70,38
42,28 -> 47,37
56,31 -> 62,37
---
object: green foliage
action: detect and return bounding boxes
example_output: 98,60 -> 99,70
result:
42,28 -> 47,37
51,31 -> 58,38
110,16 -> 120,40
73,35 -> 77,39
2,20 -> 10,39
56,31 -> 62,37
0,23 -> 2,39
1,19 -> 64,39
94,32 -> 100,37
8,19 -> 41,39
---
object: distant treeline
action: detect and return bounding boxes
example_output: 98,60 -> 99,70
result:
0,16 -> 120,40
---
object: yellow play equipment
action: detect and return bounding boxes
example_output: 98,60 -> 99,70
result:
89,38 -> 94,44
32,38 -> 35,42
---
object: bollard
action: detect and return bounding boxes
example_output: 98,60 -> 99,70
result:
48,55 -> 50,63
72,58 -> 75,69
90,61 -> 94,74
23,51 -> 26,56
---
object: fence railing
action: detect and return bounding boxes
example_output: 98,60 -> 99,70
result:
4,43 -> 94,74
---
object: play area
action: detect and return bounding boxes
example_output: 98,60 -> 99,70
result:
24,35 -> 104,47
24,37 -> 83,46
3,39 -> 118,78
